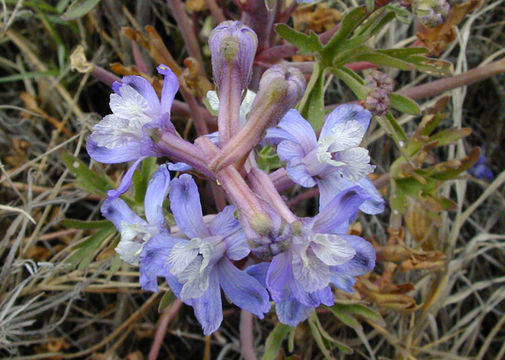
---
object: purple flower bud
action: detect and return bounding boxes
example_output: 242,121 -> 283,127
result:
413,0 -> 450,28
210,64 -> 306,171
209,21 -> 258,90
364,70 -> 394,116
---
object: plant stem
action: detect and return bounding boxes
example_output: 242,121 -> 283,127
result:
205,0 -> 226,23
398,58 -> 505,100
148,299 -> 183,360
166,0 -> 204,69
240,310 -> 257,360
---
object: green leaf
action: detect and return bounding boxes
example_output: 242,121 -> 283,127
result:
355,8 -> 395,38
158,291 -> 176,313
430,128 -> 472,147
264,0 -> 276,11
308,314 -> 334,360
106,253 -> 122,281
365,0 -> 375,11
386,4 -> 412,24
348,50 -> 415,70
257,146 -> 282,173
331,67 -> 368,99
262,323 -> 291,360
328,305 -> 362,330
68,223 -> 116,269
298,62 -> 326,130
322,6 -> 367,60
61,151 -> 113,195
345,304 -> 385,326
377,112 -> 408,143
61,0 -> 100,20
132,157 -> 158,205
0,70 -> 59,83
62,219 -> 111,230
275,24 -> 323,55
310,312 -> 353,355
390,93 -> 421,115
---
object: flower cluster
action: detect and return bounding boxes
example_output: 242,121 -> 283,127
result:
88,21 -> 384,335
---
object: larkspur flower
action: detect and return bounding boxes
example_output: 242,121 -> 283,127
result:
469,154 -> 494,181
247,187 -> 376,326
87,65 -> 179,198
266,104 -> 384,214
138,174 -> 270,335
100,165 -> 170,265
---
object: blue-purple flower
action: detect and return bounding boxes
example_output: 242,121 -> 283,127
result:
469,154 -> 494,181
87,65 -> 178,198
266,104 -> 384,214
101,165 -> 171,265
138,174 -> 270,335
247,186 -> 376,326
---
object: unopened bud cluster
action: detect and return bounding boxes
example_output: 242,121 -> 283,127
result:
364,70 -> 394,116
412,0 -> 450,28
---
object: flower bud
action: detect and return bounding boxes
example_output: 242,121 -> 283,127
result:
209,21 -> 258,90
209,64 -> 306,171
364,70 -> 393,116
412,0 -> 450,28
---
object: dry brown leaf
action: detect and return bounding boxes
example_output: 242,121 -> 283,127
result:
417,0 -> 483,55
293,3 -> 342,33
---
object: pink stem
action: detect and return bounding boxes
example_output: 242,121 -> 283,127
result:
240,310 -> 257,360
148,299 -> 183,360
398,58 -> 505,100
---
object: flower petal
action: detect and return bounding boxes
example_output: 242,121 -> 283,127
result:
245,262 -> 269,287
208,206 -> 249,260
312,186 -> 369,234
168,162 -> 192,171
330,273 -> 356,293
356,177 -> 385,215
208,205 -> 239,237
217,259 -> 271,318
144,164 -> 171,227
107,157 -> 146,199
192,270 -> 223,335
320,104 -> 371,140
266,252 -> 292,302
169,174 -> 210,239
277,140 -> 305,163
291,249 -> 332,293
333,235 -> 376,276
286,163 -> 316,188
120,75 -> 161,117
157,65 -> 179,115
101,197 -> 145,230
139,233 -> 179,292
317,175 -> 384,215
86,139 -> 141,164
310,233 -> 355,266
277,109 -> 317,154
276,298 -> 313,327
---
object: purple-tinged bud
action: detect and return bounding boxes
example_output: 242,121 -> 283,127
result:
364,70 -> 394,116
413,0 -> 450,28
210,64 -> 306,171
209,21 -> 258,90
